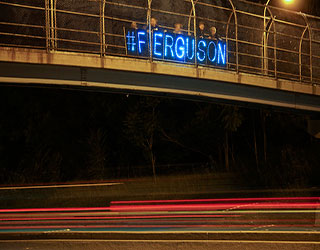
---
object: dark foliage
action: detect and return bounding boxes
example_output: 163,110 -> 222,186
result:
0,86 -> 319,189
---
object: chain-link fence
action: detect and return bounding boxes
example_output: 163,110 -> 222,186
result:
0,0 -> 320,85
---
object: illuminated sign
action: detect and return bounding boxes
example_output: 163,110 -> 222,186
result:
126,29 -> 227,67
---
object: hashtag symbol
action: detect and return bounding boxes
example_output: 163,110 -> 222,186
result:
126,31 -> 136,52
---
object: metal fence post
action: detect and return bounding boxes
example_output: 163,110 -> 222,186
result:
299,26 -> 308,82
188,0 -> 198,36
147,0 -> 152,62
301,14 -> 313,83
45,0 -> 56,52
228,0 -> 238,72
45,0 -> 50,52
263,1 -> 272,76
273,18 -> 277,79
190,0 -> 197,66
100,0 -> 106,56
50,0 -> 55,50
54,0 -> 57,50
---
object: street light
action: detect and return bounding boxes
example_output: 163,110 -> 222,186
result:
263,0 -> 294,75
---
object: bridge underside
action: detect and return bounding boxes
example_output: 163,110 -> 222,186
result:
0,47 -> 319,113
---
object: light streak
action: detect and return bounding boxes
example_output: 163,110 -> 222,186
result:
0,197 -> 319,232
111,197 -> 320,204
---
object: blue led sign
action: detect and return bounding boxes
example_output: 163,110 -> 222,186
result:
126,29 -> 227,67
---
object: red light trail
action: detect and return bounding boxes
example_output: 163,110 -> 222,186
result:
0,197 -> 319,232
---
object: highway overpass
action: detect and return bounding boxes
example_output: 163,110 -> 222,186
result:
1,0 -> 320,113
0,47 -> 319,113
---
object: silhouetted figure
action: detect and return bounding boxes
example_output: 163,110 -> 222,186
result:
209,26 -> 217,40
130,21 -> 138,29
197,21 -> 207,38
150,17 -> 159,31
144,17 -> 160,32
173,23 -> 183,34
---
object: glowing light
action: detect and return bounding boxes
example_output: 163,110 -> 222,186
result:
283,0 -> 293,4
0,207 -> 109,212
207,41 -> 217,63
197,40 -> 206,62
1,197 -> 319,232
217,42 -> 226,65
111,197 -> 320,204
186,37 -> 195,60
175,36 -> 185,59
126,31 -> 136,52
153,32 -> 163,57
164,34 -> 174,58
125,28 -> 227,67
137,31 -> 146,54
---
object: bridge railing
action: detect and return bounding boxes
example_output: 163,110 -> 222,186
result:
0,0 -> 320,86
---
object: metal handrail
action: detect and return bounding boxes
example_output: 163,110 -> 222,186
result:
146,0 -> 151,61
0,22 -> 45,29
0,1 -> 44,10
301,13 -> 313,82
0,32 -> 45,40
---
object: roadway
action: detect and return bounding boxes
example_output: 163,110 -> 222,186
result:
0,182 -> 319,249
1,234 -> 319,250
0,197 -> 319,233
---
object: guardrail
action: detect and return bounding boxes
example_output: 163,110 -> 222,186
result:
0,0 -> 320,86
